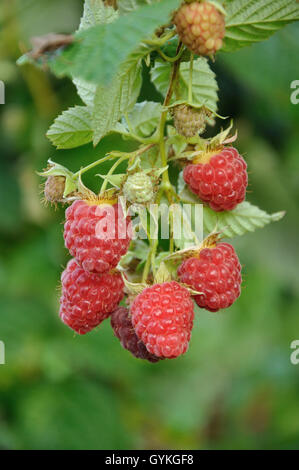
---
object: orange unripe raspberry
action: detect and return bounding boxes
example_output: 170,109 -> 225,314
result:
174,1 -> 225,56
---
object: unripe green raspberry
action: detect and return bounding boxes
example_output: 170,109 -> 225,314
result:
44,175 -> 66,203
123,172 -> 155,204
174,1 -> 225,56
172,104 -> 210,137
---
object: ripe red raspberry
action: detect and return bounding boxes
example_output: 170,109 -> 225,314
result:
59,259 -> 124,334
174,1 -> 225,56
178,242 -> 242,312
64,199 -> 131,274
131,281 -> 194,359
111,307 -> 160,363
183,147 -> 248,211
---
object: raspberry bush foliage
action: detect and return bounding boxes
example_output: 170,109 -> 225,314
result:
19,0 -> 299,361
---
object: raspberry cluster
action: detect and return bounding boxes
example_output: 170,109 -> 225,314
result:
174,1 -> 225,56
131,282 -> 194,359
183,147 -> 248,211
59,198 -> 132,335
64,199 -> 131,274
60,259 -> 124,334
178,242 -> 242,312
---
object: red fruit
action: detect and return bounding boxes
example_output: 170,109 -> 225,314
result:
59,259 -> 124,334
183,147 -> 248,211
131,281 -> 194,359
111,307 -> 160,363
64,199 -> 131,274
174,1 -> 225,56
178,242 -> 242,312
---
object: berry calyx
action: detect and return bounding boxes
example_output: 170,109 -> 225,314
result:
174,1 -> 226,57
59,259 -> 124,334
178,242 -> 242,312
123,171 -> 155,204
44,175 -> 66,204
131,281 -> 194,359
172,104 -> 211,137
183,146 -> 248,211
64,199 -> 132,274
111,307 -> 160,362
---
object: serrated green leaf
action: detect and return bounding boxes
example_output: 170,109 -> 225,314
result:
79,0 -> 118,31
223,0 -> 299,52
73,77 -> 96,107
151,58 -> 219,111
72,0 -> 119,107
118,0 -> 157,15
203,201 -> 285,238
46,106 -> 93,149
50,0 -> 180,84
92,61 -> 142,145
125,101 -> 162,138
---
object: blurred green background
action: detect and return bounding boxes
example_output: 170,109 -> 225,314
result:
0,0 -> 299,450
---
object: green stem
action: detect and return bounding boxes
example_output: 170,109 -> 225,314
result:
142,187 -> 163,283
157,45 -> 185,63
73,154 -> 116,178
100,155 -> 128,193
188,52 -> 194,104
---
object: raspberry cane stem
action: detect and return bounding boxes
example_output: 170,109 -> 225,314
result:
73,153 -> 120,178
188,53 -> 194,103
100,154 -> 128,193
142,43 -> 184,283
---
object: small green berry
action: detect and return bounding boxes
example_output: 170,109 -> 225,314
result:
123,172 -> 155,204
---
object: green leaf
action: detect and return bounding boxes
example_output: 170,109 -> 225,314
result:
151,58 -> 219,111
118,0 -> 157,15
73,78 -> 96,107
72,0 -> 119,107
50,0 -> 180,84
92,61 -> 142,145
223,0 -> 299,52
203,201 -> 285,238
125,101 -> 162,138
79,0 -> 118,30
46,106 -> 93,149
